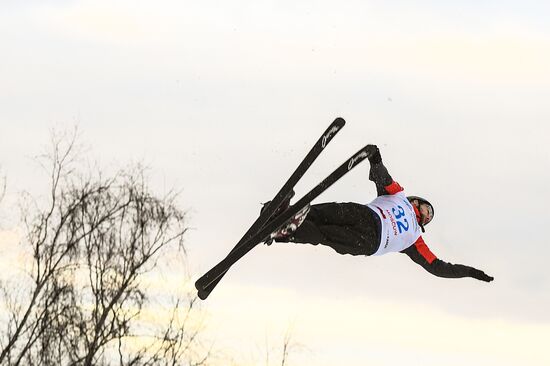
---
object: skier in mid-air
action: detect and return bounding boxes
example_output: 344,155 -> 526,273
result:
269,145 -> 494,282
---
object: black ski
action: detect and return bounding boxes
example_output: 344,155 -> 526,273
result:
195,118 -> 346,299
196,145 -> 372,299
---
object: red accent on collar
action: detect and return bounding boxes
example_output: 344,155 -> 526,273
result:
413,204 -> 421,223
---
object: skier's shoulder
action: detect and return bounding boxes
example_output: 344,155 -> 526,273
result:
402,235 -> 437,264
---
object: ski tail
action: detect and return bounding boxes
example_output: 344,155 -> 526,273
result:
196,145 -> 372,299
195,118 -> 345,299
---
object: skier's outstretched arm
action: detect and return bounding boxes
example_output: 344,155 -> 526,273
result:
401,237 -> 494,282
366,145 -> 403,197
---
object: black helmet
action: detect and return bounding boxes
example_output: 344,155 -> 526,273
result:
407,196 -> 434,232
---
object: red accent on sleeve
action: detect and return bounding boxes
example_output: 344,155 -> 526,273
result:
414,236 -> 437,264
384,181 -> 404,195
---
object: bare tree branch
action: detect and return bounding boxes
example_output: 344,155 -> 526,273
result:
0,130 -> 212,366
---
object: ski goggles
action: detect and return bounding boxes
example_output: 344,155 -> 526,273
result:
420,203 -> 434,225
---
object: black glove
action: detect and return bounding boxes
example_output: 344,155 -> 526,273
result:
469,268 -> 494,282
366,144 -> 382,164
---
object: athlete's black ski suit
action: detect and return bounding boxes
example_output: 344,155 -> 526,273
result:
278,147 -> 494,282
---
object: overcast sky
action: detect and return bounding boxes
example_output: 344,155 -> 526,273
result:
1,1 -> 550,365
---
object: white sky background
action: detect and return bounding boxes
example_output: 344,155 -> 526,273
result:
1,1 -> 550,365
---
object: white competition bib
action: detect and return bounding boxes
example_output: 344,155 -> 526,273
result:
367,192 -> 421,255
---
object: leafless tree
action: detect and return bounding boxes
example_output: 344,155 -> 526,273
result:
279,330 -> 292,366
0,130 -> 210,366
261,326 -> 303,366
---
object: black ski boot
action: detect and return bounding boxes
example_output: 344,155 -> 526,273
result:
261,189 -> 295,245
268,203 -> 311,243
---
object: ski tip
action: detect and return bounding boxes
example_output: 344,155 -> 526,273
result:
333,117 -> 346,126
194,278 -> 206,292
197,289 -> 209,300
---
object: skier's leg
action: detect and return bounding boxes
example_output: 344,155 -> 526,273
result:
306,202 -> 367,226
277,204 -> 381,256
292,223 -> 379,256
292,223 -> 373,255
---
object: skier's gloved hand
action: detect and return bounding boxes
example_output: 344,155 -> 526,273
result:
469,268 -> 494,282
366,144 -> 382,164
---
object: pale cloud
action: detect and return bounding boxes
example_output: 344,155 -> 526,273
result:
43,4 -> 146,44
206,283 -> 550,366
357,35 -> 550,85
4,0 -> 549,85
